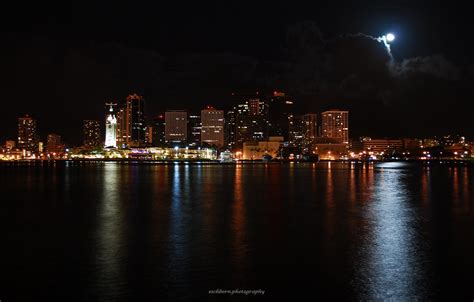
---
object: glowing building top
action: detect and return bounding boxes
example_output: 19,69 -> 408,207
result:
105,103 -> 117,148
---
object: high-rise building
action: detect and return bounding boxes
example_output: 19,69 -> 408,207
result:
126,93 -> 146,147
302,113 -> 318,147
144,126 -> 153,146
188,113 -> 201,146
152,114 -> 166,146
225,109 -> 236,149
201,107 -> 224,147
46,134 -> 64,153
165,111 -> 187,143
267,91 -> 294,141
105,103 -> 117,148
17,115 -> 38,152
83,120 -> 101,148
116,106 -> 128,147
321,110 -> 349,144
233,98 -> 269,147
288,115 -> 303,146
248,98 -> 261,115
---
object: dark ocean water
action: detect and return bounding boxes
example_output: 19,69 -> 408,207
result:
0,161 -> 473,301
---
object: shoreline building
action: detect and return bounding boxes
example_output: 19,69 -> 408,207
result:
116,106 -> 128,148
165,111 -> 187,143
46,134 -> 64,153
83,120 -> 101,148
302,113 -> 318,148
201,107 -> 224,147
232,97 -> 269,148
105,103 -> 117,148
126,94 -> 146,147
152,114 -> 166,147
267,91 -> 294,141
115,94 -> 146,148
321,110 -> 349,144
188,113 -> 202,146
18,115 -> 38,153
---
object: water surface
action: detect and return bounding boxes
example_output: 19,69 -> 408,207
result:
0,161 -> 473,300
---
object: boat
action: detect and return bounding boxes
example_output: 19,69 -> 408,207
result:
219,151 -> 234,163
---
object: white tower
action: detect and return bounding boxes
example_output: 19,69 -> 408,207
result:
105,103 -> 117,148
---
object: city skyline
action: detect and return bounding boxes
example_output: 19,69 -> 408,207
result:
6,93 -> 472,151
2,1 -> 474,144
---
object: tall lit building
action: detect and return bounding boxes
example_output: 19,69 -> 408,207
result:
18,115 -> 38,152
302,113 -> 318,147
267,91 -> 294,141
105,103 -> 117,148
152,114 -> 166,146
165,111 -> 187,143
188,113 -> 201,146
321,110 -> 349,144
248,98 -> 261,115
46,134 -> 64,153
225,109 -> 236,149
116,106 -> 128,147
125,93 -> 146,147
144,126 -> 153,146
288,115 -> 303,146
233,97 -> 269,147
201,107 -> 224,147
83,120 -> 101,148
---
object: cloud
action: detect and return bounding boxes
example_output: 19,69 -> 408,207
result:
389,55 -> 459,80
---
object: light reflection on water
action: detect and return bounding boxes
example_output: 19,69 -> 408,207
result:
0,161 -> 473,300
95,163 -> 127,299
355,165 -> 427,300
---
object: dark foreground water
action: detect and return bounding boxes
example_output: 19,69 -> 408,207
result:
0,161 -> 473,301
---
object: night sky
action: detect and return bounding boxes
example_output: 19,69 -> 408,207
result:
1,0 -> 473,145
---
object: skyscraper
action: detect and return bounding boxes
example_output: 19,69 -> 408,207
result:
46,134 -> 64,153
105,103 -> 117,148
17,115 -> 38,152
233,98 -> 269,147
188,113 -> 201,146
321,110 -> 349,144
267,91 -> 294,141
83,120 -> 101,148
126,93 -> 146,147
144,126 -> 153,146
152,114 -> 166,146
302,113 -> 318,147
288,115 -> 303,146
116,106 -> 128,147
225,109 -> 236,149
201,107 -> 224,147
165,111 -> 187,143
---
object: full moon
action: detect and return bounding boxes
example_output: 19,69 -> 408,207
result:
386,33 -> 395,42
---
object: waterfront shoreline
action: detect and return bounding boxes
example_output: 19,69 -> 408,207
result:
0,158 -> 472,165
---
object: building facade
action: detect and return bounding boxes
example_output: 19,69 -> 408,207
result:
83,120 -> 101,148
152,114 -> 166,146
302,113 -> 318,148
46,134 -> 63,153
105,103 -> 117,148
18,115 -> 38,152
201,107 -> 224,147
321,110 -> 349,144
125,94 -> 146,147
165,111 -> 187,143
267,91 -> 294,141
188,113 -> 201,146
